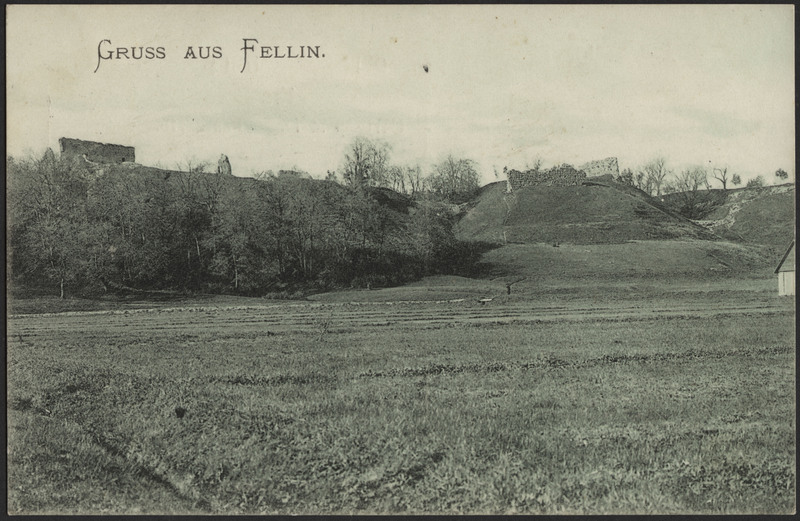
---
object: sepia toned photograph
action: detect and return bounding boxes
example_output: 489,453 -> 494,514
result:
6,4 -> 795,515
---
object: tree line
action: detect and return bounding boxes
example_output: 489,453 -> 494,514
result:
617,157 -> 790,196
6,138 -> 487,299
614,158 -> 790,218
335,137 -> 481,203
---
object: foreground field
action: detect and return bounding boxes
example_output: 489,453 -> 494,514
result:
7,292 -> 796,514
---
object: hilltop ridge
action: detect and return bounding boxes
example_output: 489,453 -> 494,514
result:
456,179 -> 716,245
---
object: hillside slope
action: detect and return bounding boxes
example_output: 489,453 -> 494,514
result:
456,181 -> 716,245
476,240 -> 775,284
688,184 -> 795,254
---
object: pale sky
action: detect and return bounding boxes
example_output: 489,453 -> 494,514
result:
6,5 -> 795,185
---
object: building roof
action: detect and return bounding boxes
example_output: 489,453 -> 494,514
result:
774,240 -> 795,273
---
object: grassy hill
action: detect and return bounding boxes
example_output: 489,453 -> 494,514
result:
456,180 -> 716,245
309,237 -> 777,303
476,240 -> 775,284
683,184 -> 795,255
446,178 -> 786,294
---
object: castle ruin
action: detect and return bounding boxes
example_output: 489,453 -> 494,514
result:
506,164 -> 587,192
578,157 -> 619,178
59,137 -> 135,164
217,154 -> 232,175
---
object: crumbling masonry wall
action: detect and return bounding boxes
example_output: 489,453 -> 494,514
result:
59,137 -> 135,164
506,164 -> 587,191
579,157 -> 619,178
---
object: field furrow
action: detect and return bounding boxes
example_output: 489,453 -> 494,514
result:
7,296 -> 795,514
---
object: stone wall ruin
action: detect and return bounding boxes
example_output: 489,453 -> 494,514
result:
59,137 -> 135,164
579,157 -> 619,178
506,164 -> 587,191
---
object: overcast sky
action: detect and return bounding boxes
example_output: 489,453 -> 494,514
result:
6,5 -> 795,185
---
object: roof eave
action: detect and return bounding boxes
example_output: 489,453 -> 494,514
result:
774,240 -> 795,274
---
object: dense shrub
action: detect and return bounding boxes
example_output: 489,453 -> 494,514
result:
7,152 -> 488,297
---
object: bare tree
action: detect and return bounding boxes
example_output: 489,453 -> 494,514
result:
176,158 -> 210,174
7,151 -> 92,298
712,166 -> 732,190
386,165 -> 406,193
675,167 -> 709,192
341,137 -> 391,188
428,155 -> 480,202
641,157 -> 670,196
404,165 -> 426,195
672,167 -> 710,218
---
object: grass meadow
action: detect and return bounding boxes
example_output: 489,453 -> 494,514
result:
6,291 -> 796,514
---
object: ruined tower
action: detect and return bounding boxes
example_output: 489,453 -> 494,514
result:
59,137 -> 135,163
217,154 -> 232,175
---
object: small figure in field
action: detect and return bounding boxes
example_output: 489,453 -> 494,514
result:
507,284 -> 512,295
218,154 -> 232,176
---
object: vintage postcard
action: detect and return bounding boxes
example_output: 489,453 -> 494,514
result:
6,4 -> 795,515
